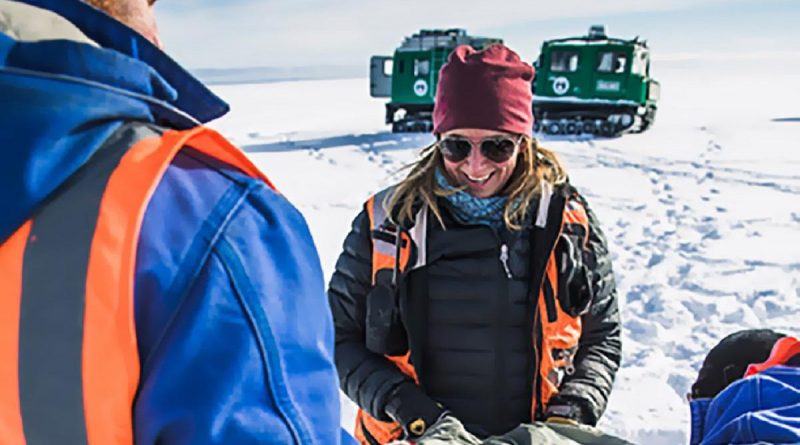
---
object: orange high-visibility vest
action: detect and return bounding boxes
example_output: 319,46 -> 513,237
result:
354,186 -> 587,445
0,123 -> 273,445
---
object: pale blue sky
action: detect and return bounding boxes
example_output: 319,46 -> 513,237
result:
156,0 -> 799,69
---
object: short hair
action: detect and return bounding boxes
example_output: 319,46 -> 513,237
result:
82,0 -> 144,26
84,0 -> 115,15
81,0 -> 159,46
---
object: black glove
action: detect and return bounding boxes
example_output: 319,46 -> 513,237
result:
543,394 -> 595,426
385,382 -> 446,438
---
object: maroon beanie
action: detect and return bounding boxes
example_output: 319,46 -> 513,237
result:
433,44 -> 535,135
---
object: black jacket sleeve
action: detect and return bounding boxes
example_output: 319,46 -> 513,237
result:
328,208 -> 442,426
548,193 -> 622,426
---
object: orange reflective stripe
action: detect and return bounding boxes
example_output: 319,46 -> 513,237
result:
0,222 -> 31,445
82,126 -> 274,443
372,249 -> 395,284
563,198 -> 590,247
366,195 -> 376,223
166,128 -> 275,189
360,197 -> 417,444
745,336 -> 800,377
563,200 -> 588,227
1,124 -> 271,445
542,257 -> 582,345
371,235 -> 413,285
535,201 -> 586,415
82,134 -> 168,444
367,196 -> 388,284
537,255 -> 581,408
14,125 -> 158,445
536,243 -> 560,412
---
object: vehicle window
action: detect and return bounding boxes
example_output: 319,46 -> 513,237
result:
550,51 -> 579,72
631,52 -> 648,76
597,52 -> 627,73
414,59 -> 430,76
383,59 -> 394,77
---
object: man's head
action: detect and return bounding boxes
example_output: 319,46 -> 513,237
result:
691,328 -> 786,399
83,0 -> 161,47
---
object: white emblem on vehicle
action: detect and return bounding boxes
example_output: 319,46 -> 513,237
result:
413,79 -> 429,97
553,76 -> 570,95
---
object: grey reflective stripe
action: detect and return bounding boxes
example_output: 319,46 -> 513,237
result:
370,187 -> 395,258
368,186 -> 429,271
370,187 -> 392,231
18,123 -> 159,445
535,180 -> 553,229
409,204 -> 428,270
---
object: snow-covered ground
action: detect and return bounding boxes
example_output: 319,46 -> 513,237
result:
207,55 -> 800,444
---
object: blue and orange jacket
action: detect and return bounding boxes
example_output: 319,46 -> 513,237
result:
690,336 -> 800,444
0,1 -> 351,444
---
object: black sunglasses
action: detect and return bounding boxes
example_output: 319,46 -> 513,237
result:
438,135 -> 522,163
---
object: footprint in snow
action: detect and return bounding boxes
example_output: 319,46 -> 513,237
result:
625,318 -> 660,343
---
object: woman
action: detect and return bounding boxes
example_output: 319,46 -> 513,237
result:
328,44 -> 621,445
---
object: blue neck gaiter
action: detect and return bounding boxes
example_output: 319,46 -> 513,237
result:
435,167 -> 507,230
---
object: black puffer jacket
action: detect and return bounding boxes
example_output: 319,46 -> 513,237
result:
328,183 -> 621,438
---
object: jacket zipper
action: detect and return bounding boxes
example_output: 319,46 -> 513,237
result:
553,347 -> 578,376
499,244 -> 513,279
493,234 -> 512,424
564,349 -> 576,375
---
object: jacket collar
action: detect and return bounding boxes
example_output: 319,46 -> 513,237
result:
6,0 -> 229,124
0,0 -> 228,243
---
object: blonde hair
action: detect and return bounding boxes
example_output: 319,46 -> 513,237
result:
384,136 -> 567,231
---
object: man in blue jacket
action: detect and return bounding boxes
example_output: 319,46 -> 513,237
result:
0,0 -> 352,443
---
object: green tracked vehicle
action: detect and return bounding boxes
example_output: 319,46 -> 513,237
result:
370,29 -> 502,133
533,25 -> 660,137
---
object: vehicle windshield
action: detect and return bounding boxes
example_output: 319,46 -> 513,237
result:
551,51 -> 579,72
597,51 -> 627,73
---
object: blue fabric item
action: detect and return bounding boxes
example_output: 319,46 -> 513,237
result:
1,0 -> 228,242
0,37 -> 147,243
435,167 -> 507,229
135,150 -> 352,444
689,366 -> 800,445
2,2 -> 354,443
17,0 -> 228,123
689,398 -> 712,445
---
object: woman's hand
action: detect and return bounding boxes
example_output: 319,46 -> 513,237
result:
389,414 -> 481,445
